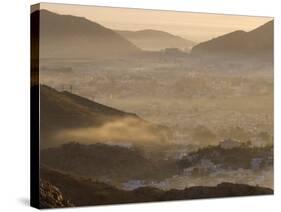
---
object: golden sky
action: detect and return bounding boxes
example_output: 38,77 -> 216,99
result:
38,3 -> 272,42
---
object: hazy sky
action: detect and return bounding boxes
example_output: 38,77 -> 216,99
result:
39,3 -> 272,42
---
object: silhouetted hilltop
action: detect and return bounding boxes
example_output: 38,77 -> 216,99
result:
191,20 -> 273,57
40,85 -> 137,129
40,166 -> 273,207
117,29 -> 195,51
31,10 -> 141,59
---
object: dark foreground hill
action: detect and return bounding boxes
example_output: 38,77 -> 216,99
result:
191,20 -> 273,58
41,142 -> 178,181
40,85 -> 171,148
31,10 -> 141,59
117,29 -> 195,51
40,85 -> 137,129
40,166 -> 273,208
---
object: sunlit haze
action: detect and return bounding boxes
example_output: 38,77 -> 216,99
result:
38,3 -> 272,42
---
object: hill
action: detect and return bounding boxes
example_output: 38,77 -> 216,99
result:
39,85 -> 171,148
40,166 -> 273,207
177,144 -> 273,171
191,20 -> 273,58
117,29 -> 195,51
31,10 -> 141,59
41,142 -> 178,181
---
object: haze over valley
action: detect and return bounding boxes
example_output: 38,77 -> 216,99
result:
32,6 -> 274,208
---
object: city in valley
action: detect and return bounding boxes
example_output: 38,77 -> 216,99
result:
32,4 -> 274,208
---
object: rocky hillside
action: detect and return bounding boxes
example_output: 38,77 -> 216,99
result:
39,179 -> 73,208
40,166 -> 273,207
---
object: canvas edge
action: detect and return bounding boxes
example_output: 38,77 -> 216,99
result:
30,3 -> 40,209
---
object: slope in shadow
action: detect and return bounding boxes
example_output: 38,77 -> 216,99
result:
40,166 -> 273,207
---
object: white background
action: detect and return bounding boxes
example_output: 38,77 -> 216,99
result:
0,0 -> 279,211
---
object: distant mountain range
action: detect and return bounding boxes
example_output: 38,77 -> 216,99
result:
191,20 -> 273,57
39,85 -> 171,148
31,10 -> 141,59
31,10 -> 273,59
116,29 -> 195,51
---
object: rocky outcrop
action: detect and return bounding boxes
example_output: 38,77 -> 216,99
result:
39,179 -> 74,208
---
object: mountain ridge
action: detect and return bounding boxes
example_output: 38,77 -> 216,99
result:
31,9 -> 141,59
191,20 -> 273,57
117,29 -> 195,51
